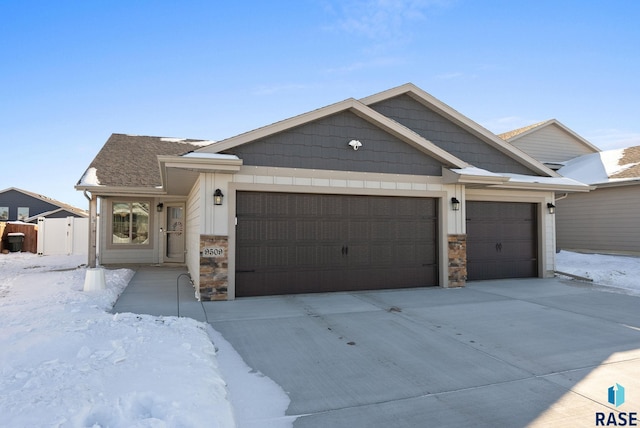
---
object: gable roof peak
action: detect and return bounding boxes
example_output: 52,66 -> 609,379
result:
499,119 -> 601,153
497,120 -> 554,141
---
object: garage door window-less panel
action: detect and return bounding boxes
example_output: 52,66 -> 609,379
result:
235,192 -> 439,297
466,201 -> 538,281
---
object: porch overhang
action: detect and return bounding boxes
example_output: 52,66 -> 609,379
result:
158,154 -> 243,196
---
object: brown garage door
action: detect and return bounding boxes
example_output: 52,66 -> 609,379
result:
466,201 -> 538,281
235,192 -> 438,297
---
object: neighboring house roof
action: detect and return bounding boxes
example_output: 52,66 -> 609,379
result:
498,120 -> 550,141
499,119 -> 600,165
76,134 -> 213,191
0,187 -> 88,218
557,145 -> 640,186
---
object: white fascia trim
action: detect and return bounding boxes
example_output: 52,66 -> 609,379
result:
488,181 -> 594,192
158,155 -> 243,172
74,186 -> 167,196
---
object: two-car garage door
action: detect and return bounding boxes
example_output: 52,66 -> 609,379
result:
235,192 -> 438,297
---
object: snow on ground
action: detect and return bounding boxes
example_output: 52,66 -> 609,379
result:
0,253 -> 290,428
556,250 -> 640,295
1,250 -> 637,427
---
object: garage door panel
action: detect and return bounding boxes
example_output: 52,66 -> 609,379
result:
267,220 -> 292,240
466,201 -> 537,281
265,193 -> 292,216
348,244 -> 371,266
236,192 -> 438,296
503,241 -> 536,259
348,221 -> 371,241
371,221 -> 394,241
320,195 -> 345,217
371,244 -> 393,265
295,220 -> 319,241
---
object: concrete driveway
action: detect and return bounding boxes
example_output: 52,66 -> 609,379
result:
204,278 -> 640,427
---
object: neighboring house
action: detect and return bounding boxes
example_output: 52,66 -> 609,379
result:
498,119 -> 600,170
76,83 -> 589,301
500,120 -> 640,255
553,146 -> 640,255
0,187 -> 88,222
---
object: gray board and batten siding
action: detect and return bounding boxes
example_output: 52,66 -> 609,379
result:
222,110 -> 445,175
235,192 -> 439,297
368,94 -> 538,175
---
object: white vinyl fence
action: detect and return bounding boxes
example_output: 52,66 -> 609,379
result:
37,217 -> 88,256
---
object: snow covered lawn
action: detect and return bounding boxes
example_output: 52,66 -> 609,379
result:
0,253 -> 235,427
0,253 -> 290,428
556,250 -> 640,295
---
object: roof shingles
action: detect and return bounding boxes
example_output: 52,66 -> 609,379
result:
82,134 -> 210,188
611,146 -> 640,179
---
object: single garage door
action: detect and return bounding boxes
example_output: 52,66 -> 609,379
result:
466,201 -> 538,281
235,192 -> 438,297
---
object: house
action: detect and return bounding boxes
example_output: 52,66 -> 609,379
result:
76,83 -> 590,300
0,187 -> 88,222
498,119 -> 600,170
499,120 -> 640,256
552,146 -> 640,255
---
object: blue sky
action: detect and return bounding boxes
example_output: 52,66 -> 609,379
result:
2,0 -> 639,209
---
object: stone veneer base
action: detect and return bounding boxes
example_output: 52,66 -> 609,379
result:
199,235 -> 229,301
448,234 -> 467,287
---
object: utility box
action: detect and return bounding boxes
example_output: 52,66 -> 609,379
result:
7,232 -> 25,252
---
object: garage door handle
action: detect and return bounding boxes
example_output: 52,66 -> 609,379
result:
345,245 -> 348,255
496,243 -> 503,252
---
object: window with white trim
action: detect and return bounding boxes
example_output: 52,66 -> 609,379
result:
111,202 -> 150,245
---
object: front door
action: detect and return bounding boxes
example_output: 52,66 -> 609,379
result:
165,203 -> 185,263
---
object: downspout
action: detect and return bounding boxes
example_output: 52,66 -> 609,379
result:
84,190 -> 98,268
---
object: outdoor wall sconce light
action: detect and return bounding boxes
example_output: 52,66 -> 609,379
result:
156,202 -> 164,212
214,189 -> 224,206
547,202 -> 556,214
348,139 -> 363,151
451,197 -> 461,211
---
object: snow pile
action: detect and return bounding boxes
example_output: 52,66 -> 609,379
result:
557,148 -> 640,185
556,250 -> 640,295
78,167 -> 101,186
0,253 -> 235,427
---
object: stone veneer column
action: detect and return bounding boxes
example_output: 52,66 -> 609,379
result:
199,235 -> 228,301
448,234 -> 467,287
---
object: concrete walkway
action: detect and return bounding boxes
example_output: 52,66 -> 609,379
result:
111,266 -> 207,322
112,272 -> 640,427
